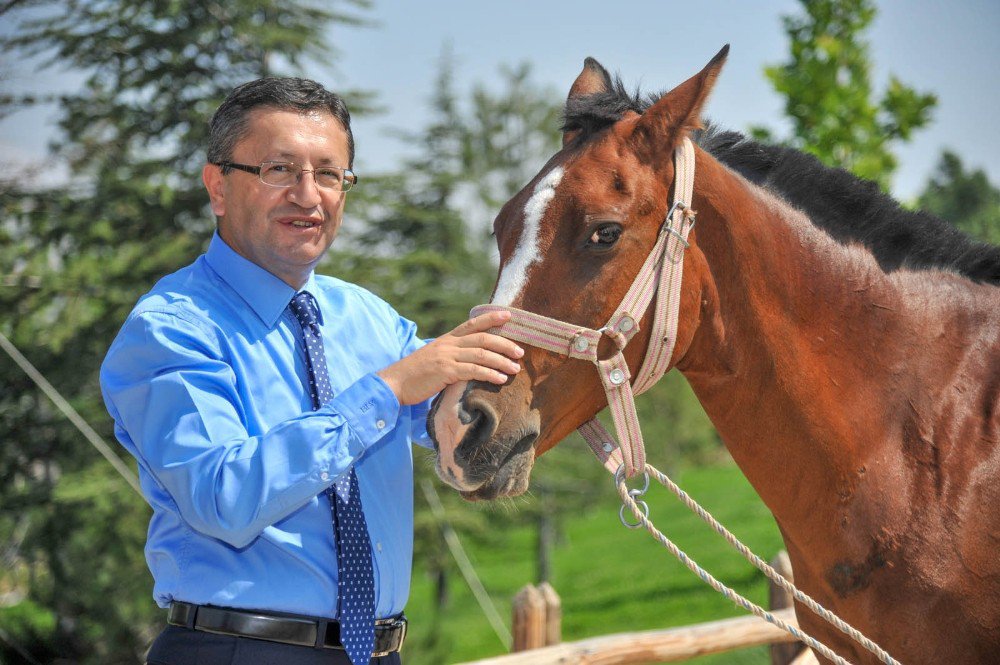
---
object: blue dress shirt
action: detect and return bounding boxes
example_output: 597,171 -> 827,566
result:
100,233 -> 431,620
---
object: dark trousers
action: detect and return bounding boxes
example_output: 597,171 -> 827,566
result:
146,625 -> 403,665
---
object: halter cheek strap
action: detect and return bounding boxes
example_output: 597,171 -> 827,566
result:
471,137 -> 697,478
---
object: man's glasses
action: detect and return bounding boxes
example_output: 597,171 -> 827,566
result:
214,161 -> 358,192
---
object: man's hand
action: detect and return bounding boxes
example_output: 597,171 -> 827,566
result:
378,310 -> 524,405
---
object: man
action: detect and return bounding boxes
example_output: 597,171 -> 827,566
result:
100,77 -> 522,665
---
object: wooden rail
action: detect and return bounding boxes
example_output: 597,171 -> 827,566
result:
458,607 -> 800,664
456,551 -> 820,665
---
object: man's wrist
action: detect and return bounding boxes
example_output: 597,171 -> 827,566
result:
376,367 -> 403,403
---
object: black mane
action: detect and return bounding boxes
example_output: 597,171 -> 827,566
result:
562,91 -> 1000,286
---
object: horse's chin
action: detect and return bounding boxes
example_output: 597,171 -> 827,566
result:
455,446 -> 536,501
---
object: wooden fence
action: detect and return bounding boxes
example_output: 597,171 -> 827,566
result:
457,551 -> 818,665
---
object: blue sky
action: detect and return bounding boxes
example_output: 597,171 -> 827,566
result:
1,0 -> 997,200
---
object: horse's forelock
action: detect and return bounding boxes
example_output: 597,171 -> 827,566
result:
561,75 -> 664,142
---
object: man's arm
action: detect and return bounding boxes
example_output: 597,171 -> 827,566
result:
101,310 -> 400,549
101,309 -> 521,548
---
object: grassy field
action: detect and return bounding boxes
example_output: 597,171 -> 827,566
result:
403,460 -> 787,664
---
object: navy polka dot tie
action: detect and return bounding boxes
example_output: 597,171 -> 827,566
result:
289,292 -> 375,665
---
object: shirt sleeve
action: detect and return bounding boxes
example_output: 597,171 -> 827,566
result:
394,314 -> 436,449
100,310 -> 400,549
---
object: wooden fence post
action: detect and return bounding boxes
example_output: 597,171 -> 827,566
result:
538,582 -> 561,646
512,583 -> 562,651
770,550 -> 813,665
512,584 -> 545,651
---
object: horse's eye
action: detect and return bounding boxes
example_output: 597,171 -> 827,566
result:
588,224 -> 622,246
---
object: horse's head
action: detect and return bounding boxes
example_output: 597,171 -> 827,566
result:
429,47 -> 728,500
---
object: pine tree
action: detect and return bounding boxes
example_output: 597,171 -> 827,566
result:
917,151 -> 1000,245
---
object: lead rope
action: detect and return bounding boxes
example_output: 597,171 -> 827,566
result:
615,464 -> 903,665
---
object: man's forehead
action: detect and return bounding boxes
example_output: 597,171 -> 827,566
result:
243,107 -> 345,137
238,107 -> 348,157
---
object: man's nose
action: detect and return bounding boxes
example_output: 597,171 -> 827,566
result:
286,171 -> 324,208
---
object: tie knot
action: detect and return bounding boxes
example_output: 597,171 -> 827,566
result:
289,292 -> 320,328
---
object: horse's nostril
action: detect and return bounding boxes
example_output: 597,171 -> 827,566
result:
457,403 -> 477,426
459,402 -> 497,450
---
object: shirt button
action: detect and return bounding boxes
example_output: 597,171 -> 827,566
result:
376,542 -> 383,553
375,419 -> 386,430
320,472 -> 329,481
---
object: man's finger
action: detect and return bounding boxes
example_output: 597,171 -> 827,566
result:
455,348 -> 521,374
454,332 -> 523,359
451,310 -> 511,337
456,362 -> 511,386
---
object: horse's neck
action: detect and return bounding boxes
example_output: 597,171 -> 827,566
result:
676,155 -> 996,529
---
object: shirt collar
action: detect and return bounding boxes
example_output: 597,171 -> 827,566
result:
205,232 -> 319,328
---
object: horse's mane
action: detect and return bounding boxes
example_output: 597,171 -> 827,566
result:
562,87 -> 1000,286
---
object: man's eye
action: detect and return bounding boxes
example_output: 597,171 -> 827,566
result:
588,224 -> 622,245
316,169 -> 340,178
269,164 -> 292,173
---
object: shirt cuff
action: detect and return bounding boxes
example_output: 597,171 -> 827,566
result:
327,372 -> 400,449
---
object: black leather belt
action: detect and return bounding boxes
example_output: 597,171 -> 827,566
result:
167,601 -> 406,655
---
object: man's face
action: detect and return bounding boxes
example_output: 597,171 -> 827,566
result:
203,108 -> 351,288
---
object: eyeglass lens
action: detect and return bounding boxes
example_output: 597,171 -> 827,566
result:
260,162 -> 355,191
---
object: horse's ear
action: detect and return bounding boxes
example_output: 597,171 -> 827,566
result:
562,57 -> 614,147
630,45 -> 729,165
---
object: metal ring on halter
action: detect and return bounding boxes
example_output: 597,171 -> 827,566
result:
620,496 -> 650,529
614,463 -> 650,494
665,226 -> 690,249
596,325 -> 629,350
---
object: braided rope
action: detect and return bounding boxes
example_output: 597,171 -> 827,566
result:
615,479 -> 849,664
616,465 -> 903,665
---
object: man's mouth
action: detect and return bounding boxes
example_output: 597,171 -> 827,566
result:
277,216 -> 322,229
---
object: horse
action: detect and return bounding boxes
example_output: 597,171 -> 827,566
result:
427,46 -> 1000,663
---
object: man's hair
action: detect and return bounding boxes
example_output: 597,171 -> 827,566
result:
208,77 -> 355,167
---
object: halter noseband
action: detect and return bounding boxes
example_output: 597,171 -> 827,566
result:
471,138 -> 697,478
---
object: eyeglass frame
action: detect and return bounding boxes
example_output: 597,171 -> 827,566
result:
212,160 -> 358,192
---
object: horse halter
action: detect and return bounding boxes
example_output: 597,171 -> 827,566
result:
471,138 -> 697,478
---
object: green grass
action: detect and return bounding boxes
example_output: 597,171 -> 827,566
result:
404,461 -> 786,664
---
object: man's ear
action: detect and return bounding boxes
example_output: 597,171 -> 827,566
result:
202,163 -> 226,218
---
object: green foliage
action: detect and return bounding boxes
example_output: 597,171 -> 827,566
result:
753,0 -> 936,190
460,62 -> 563,217
0,1 -> 370,661
917,150 -> 1000,245
329,53 -> 493,336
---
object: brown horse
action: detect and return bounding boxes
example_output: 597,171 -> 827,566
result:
428,47 -> 1000,663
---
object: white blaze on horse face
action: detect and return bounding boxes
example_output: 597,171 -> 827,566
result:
433,382 -> 476,490
491,166 -> 565,306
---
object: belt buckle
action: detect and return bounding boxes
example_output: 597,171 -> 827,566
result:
372,615 -> 407,657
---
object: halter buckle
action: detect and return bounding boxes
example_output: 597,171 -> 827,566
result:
661,201 -> 696,249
